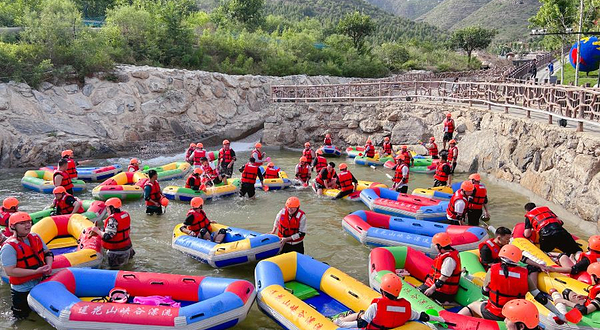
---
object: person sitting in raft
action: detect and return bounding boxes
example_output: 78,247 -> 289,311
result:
392,155 -> 409,194
446,181 -> 474,225
91,198 -> 135,269
397,145 -> 413,167
433,153 -> 452,187
363,139 -> 375,158
447,139 -> 459,173
332,273 -> 445,328
51,186 -> 83,216
186,168 -> 203,190
200,157 -> 225,187
264,162 -> 281,179
423,136 -> 439,159
442,113 -> 455,150
550,235 -> 600,279
239,157 -> 264,199
295,156 -> 311,186
144,169 -> 165,215
417,233 -> 461,304
127,158 -> 140,172
0,197 -> 19,244
180,197 -> 226,243
522,202 -> 582,256
218,139 -> 237,178
312,149 -> 327,173
302,142 -> 315,164
251,142 -> 267,166
467,173 -> 489,226
185,143 -> 196,164
191,142 -> 207,168
53,158 -> 74,195
1,212 -> 53,319
270,197 -> 306,254
335,163 -> 358,199
551,262 -> 600,317
458,244 -> 565,322
314,162 -> 337,196
323,133 -> 332,146
380,136 -> 393,157
502,299 -> 542,330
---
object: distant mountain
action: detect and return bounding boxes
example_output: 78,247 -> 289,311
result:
362,0 -> 442,19
417,0 -> 492,31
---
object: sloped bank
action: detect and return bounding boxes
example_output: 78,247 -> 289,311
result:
262,102 -> 600,228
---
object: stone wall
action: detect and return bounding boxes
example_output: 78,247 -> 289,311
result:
263,102 -> 600,227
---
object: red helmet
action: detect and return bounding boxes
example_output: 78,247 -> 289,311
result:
299,156 -> 308,163
190,197 -> 204,208
589,235 -> 600,251
499,244 -> 522,263
286,197 -> 300,208
429,136 -> 435,142
268,162 -> 275,167
384,137 -> 390,141
502,299 -> 539,329
325,133 -> 331,138
461,181 -> 474,192
197,143 -> 203,148
255,142 -> 262,148
316,149 -> 324,155
339,163 -> 348,170
189,143 -> 196,148
193,168 -> 203,175
380,273 -> 403,297
446,113 -> 452,118
53,186 -> 67,194
3,197 -> 19,209
449,139 -> 457,144
588,262 -> 600,278
105,198 -> 122,209
432,232 -> 452,248
304,142 -> 311,147
468,173 -> 481,181
9,212 -> 31,227
130,158 -> 139,165
160,197 -> 169,207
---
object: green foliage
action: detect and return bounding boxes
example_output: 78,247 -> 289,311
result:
376,42 -> 409,72
0,42 -> 52,85
529,0 -> 577,50
72,0 -> 116,18
219,0 -> 265,29
450,26 -> 497,62
0,0 -> 42,26
337,12 -> 375,52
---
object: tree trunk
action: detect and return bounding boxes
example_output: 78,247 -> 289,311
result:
467,50 -> 472,63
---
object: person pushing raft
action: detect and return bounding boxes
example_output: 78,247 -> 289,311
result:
91,198 -> 135,269
270,197 -> 306,254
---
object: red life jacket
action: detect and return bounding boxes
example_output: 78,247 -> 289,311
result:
585,284 -> 600,307
485,263 -> 529,318
53,194 -> 84,215
0,207 -> 12,227
525,206 -> 562,233
479,239 -> 501,268
219,148 -> 234,163
186,209 -> 210,235
186,147 -> 195,159
296,164 -> 310,182
241,163 -> 259,183
577,250 -> 600,265
400,151 -> 411,166
302,148 -> 314,164
277,208 -> 305,243
5,234 -> 46,285
324,137 -> 332,145
264,167 -> 280,179
193,149 -> 207,165
186,175 -> 202,189
447,190 -> 468,220
252,149 -> 264,164
102,211 -> 132,251
316,168 -> 336,186
444,119 -> 455,133
424,250 -> 461,295
365,297 -> 412,330
144,180 -> 162,206
470,183 -> 487,210
433,162 -> 450,182
428,142 -> 438,157
65,158 -> 78,178
338,171 -> 354,192
314,156 -> 327,173
53,170 -> 74,192
127,164 -> 139,172
383,142 -> 393,155
201,164 -> 218,181
393,163 -> 409,184
448,146 -> 458,163
364,145 -> 375,158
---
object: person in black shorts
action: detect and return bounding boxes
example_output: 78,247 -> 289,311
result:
218,139 -> 236,178
523,203 -> 582,256
238,157 -> 263,199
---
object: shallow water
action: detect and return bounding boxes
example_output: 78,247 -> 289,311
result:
0,140 -> 587,329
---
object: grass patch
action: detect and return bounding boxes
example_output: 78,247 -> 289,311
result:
560,63 -> 599,87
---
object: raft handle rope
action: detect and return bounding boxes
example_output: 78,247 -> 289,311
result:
348,291 -> 359,299
330,274 -> 341,281
183,278 -> 197,283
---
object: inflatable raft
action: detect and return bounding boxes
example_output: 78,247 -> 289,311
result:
369,246 -> 507,330
172,223 -> 281,268
28,199 -> 107,224
345,146 -> 365,158
383,160 -> 438,174
412,182 -> 462,200
314,180 -> 388,201
42,164 -> 123,182
29,268 -> 255,330
163,178 -> 241,202
255,252 -> 429,330
360,187 -> 449,221
319,145 -> 342,157
342,210 -> 488,253
354,154 -> 394,166
21,170 -> 86,194
143,162 -> 191,181
256,166 -> 292,190
92,171 -> 149,201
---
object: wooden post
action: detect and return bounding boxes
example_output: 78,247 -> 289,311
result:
577,121 -> 584,132
548,114 -> 552,124
526,110 -> 531,118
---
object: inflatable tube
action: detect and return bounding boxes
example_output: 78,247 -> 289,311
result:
28,268 -> 255,330
319,145 -> 342,157
411,186 -> 454,200
345,146 -> 365,158
256,166 -> 292,190
360,187 -> 449,221
314,180 -> 388,201
383,161 -> 437,174
29,200 -> 107,224
92,171 -> 149,201
172,223 -> 281,268
368,246 -> 507,330
255,252 -> 429,330
21,170 -> 86,194
342,210 -> 488,254
143,162 -> 191,181
354,154 -> 394,166
41,165 -> 123,182
163,178 -> 241,202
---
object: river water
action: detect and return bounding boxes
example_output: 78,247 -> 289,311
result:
0,139 -> 588,329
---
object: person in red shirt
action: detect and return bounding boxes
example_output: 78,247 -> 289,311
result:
263,162 -> 281,179
363,139 -> 375,158
433,153 -> 452,187
302,142 -> 315,164
270,197 -> 307,254
447,140 -> 459,173
53,158 -> 74,195
312,149 -> 327,173
185,143 -> 196,164
218,140 -> 237,178
523,202 -> 581,255
314,162 -> 337,195
0,197 -> 19,244
442,113 -> 455,150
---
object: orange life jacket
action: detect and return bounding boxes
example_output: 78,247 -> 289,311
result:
485,263 -> 529,318
193,149 -> 207,165
201,164 -> 218,181
186,175 -> 202,189
144,180 -> 162,206
314,156 -> 327,173
525,206 -> 562,233
264,167 -> 280,179
324,137 -> 332,145
448,146 -> 458,163
241,163 -> 259,184
393,163 -> 409,184
585,284 -> 600,307
127,164 -> 139,172
383,142 -> 393,155
428,142 -> 438,157
316,168 -> 336,186
296,164 -> 310,182
53,170 -> 74,192
364,145 -> 375,158
302,148 -> 314,164
53,194 -> 84,215
186,209 -> 210,235
186,147 -> 195,159
65,158 -> 78,178
277,208 -> 305,243
338,171 -> 354,192
424,250 -> 461,295
102,211 -> 132,251
577,250 -> 600,265
5,234 -> 46,285
470,183 -> 487,210
0,207 -> 13,227
447,190 -> 468,220
219,148 -> 234,163
365,297 -> 412,330
433,162 -> 450,182
479,239 -> 501,268
444,119 -> 455,133
252,149 -> 264,164
399,151 -> 411,166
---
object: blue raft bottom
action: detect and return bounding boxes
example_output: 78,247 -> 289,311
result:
303,289 -> 351,318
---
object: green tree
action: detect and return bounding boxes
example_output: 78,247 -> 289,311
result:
103,4 -> 159,63
73,0 -> 116,18
222,0 -> 265,29
0,0 -> 42,26
377,42 -> 409,72
154,0 -> 195,66
450,27 -> 497,63
336,11 -> 375,52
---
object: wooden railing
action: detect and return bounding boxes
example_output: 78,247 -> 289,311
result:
270,80 -> 600,131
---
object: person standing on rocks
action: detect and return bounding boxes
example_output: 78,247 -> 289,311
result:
335,163 -> 358,199
53,158 -> 74,195
447,140 -> 458,173
433,153 -> 452,187
239,157 -> 264,199
442,113 -> 455,150
270,197 -> 306,254
144,170 -> 165,215
218,140 -> 236,178
467,173 -> 489,226
522,203 -> 582,256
